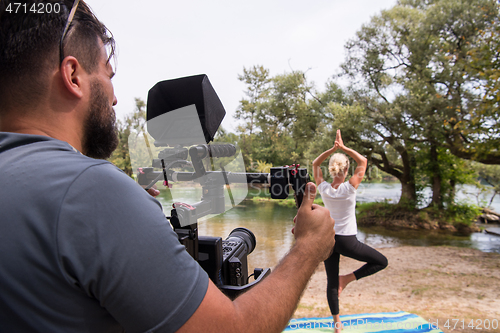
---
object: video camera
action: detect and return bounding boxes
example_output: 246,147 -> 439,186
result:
132,74 -> 310,299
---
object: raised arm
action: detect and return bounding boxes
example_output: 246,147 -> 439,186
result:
335,130 -> 367,189
177,183 -> 335,333
312,146 -> 337,186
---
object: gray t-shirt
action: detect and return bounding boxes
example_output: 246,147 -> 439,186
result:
0,133 -> 208,333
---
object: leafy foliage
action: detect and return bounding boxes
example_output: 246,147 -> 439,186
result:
337,0 -> 500,207
234,66 -> 323,169
107,98 -> 146,176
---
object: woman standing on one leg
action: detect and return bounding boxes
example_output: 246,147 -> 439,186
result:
313,130 -> 388,332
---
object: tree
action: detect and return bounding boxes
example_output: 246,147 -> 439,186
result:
235,67 -> 322,169
476,163 -> 500,208
339,0 -> 500,207
235,66 -> 271,138
235,66 -> 271,167
465,9 -> 500,162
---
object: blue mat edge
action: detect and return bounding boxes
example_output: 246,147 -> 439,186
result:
285,311 -> 443,332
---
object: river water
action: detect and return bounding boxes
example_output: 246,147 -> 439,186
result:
157,183 -> 500,270
355,183 -> 500,212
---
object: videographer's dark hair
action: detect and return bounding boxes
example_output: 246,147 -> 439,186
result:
0,0 -> 115,110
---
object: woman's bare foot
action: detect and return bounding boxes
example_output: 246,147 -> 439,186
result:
338,273 -> 356,296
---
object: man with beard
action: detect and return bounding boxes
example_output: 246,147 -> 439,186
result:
0,1 -> 336,333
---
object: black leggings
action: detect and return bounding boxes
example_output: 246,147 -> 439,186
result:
324,235 -> 388,315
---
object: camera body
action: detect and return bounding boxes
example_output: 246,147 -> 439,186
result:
134,74 -> 310,299
269,166 -> 310,208
198,228 -> 255,287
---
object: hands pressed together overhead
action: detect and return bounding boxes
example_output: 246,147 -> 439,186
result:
332,129 -> 345,152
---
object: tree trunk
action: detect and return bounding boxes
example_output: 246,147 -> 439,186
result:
398,149 -> 417,205
369,144 -> 418,206
429,144 -> 443,209
449,178 -> 456,205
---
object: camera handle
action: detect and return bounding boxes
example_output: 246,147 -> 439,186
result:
219,267 -> 271,300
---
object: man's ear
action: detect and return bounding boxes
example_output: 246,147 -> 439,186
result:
60,56 -> 85,99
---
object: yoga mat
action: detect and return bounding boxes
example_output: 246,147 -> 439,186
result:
284,311 -> 443,333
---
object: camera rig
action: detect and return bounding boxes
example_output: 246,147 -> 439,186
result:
133,75 -> 310,299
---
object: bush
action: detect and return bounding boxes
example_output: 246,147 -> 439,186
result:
356,201 -> 481,229
444,203 -> 482,226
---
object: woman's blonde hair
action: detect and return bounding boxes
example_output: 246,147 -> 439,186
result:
328,153 -> 350,178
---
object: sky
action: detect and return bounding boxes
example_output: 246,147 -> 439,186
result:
85,0 -> 398,133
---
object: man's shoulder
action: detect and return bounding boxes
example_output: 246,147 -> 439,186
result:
0,132 -> 120,173
0,132 -> 75,153
0,132 -> 133,198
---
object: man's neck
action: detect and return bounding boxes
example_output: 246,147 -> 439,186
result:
0,113 -> 84,153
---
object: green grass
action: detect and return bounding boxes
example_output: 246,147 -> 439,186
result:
355,201 -> 397,219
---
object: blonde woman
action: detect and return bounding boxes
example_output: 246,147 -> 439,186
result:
313,130 -> 387,332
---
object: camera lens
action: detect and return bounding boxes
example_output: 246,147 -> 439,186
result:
226,227 -> 256,254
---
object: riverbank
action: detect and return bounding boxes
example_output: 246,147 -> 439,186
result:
294,246 -> 500,333
252,196 -> 486,234
356,202 -> 484,234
